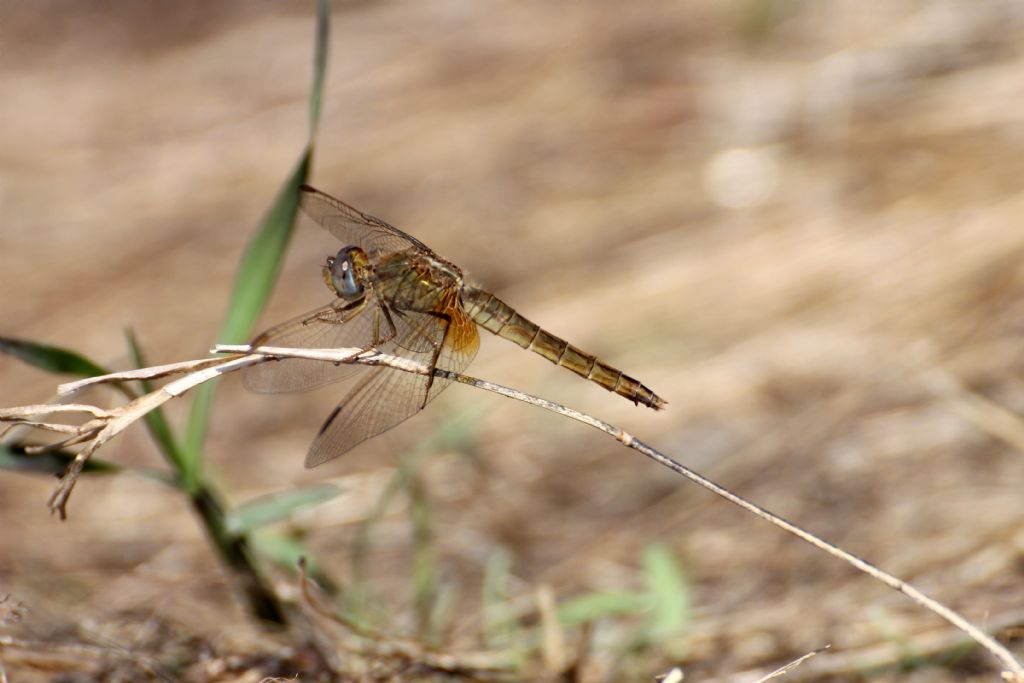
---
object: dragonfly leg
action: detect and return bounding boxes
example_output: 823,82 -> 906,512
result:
249,298 -> 366,349
386,308 -> 451,409
274,298 -> 389,369
420,310 -> 452,408
373,302 -> 399,347
302,298 -> 364,326
319,300 -> 397,366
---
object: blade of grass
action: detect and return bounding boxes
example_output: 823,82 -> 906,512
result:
183,156 -> 310,489
639,543 -> 690,654
0,334 -> 178,471
308,0 -> 329,136
0,336 -> 108,378
0,334 -> 184,486
0,443 -> 177,487
183,0 -> 331,487
227,483 -> 342,534
0,443 -> 121,475
178,2 -> 330,625
557,591 -> 652,628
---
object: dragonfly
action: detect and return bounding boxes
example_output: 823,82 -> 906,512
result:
243,185 -> 666,467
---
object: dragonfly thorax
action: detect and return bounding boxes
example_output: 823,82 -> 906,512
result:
323,245 -> 371,301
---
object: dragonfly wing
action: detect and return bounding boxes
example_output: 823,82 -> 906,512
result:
299,185 -> 433,258
305,299 -> 480,467
242,301 -> 374,394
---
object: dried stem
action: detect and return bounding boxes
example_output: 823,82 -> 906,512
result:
754,646 -> 829,682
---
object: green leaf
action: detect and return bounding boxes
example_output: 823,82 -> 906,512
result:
183,0 -> 331,479
226,483 -> 342,534
0,336 -> 108,377
309,0 -> 330,135
0,442 -> 177,488
642,543 -> 690,642
0,442 -> 121,475
557,590 -> 653,627
184,153 -> 310,484
216,156 -> 313,348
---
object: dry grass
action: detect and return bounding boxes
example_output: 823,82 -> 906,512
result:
3,0 -> 1024,680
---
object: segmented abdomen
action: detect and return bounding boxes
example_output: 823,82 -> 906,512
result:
460,286 -> 665,410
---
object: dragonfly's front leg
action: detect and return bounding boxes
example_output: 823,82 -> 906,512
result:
372,302 -> 399,348
295,299 -> 389,367
304,299 -> 398,367
302,298 -> 364,326
385,308 -> 450,409
249,299 -> 365,349
420,311 -> 452,408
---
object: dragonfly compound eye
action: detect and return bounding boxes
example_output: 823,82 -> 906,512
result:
330,246 -> 365,301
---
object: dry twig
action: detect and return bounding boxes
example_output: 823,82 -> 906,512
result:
753,646 -> 829,682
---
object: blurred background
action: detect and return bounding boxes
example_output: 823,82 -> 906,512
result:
3,0 -> 1024,680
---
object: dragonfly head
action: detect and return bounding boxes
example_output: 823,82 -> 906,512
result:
323,245 -> 370,301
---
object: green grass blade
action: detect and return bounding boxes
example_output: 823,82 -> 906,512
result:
183,0 -> 330,478
557,590 -> 653,627
183,153 -> 310,480
124,328 -> 187,471
0,442 -> 121,475
641,543 -> 690,645
216,154 -> 312,348
0,442 -> 177,488
309,0 -> 329,135
226,483 -> 342,534
0,336 -> 108,377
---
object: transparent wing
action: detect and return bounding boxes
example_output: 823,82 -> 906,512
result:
305,295 -> 480,467
299,185 -> 434,258
241,301 -> 375,394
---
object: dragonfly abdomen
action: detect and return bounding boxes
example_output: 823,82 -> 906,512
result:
461,287 -> 666,410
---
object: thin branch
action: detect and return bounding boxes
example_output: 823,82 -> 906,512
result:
57,356 -> 243,395
754,646 -> 829,682
1,421 -> 89,436
0,404 -> 113,420
4,344 -> 1022,679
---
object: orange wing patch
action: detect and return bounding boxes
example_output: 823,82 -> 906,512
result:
436,288 -> 481,358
